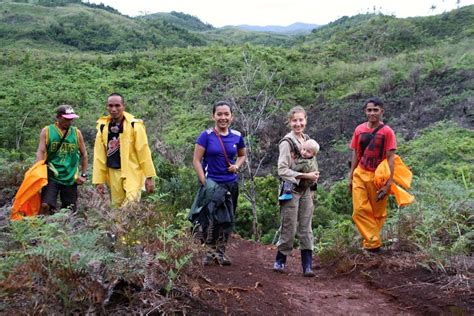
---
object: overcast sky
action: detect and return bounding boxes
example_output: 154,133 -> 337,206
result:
87,0 -> 473,27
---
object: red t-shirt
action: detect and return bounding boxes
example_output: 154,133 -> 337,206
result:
350,123 -> 397,172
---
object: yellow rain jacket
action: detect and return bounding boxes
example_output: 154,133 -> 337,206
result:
374,155 -> 414,207
92,112 -> 156,197
11,160 -> 48,220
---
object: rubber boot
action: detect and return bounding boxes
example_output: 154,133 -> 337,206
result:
273,251 -> 286,272
301,250 -> 315,277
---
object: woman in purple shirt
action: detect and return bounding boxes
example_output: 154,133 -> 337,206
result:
192,100 -> 246,265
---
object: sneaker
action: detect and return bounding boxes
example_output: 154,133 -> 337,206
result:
273,261 -> 285,272
278,193 -> 293,201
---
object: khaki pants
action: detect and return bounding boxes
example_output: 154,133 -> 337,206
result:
277,188 -> 314,256
108,168 -> 142,208
352,166 -> 388,249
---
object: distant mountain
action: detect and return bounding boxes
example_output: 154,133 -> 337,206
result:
234,22 -> 319,34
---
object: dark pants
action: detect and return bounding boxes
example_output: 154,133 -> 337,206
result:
41,177 -> 78,212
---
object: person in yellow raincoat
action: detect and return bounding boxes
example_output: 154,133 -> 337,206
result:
92,93 -> 156,207
348,97 -> 397,252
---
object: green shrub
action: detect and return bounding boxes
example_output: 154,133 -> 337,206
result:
399,122 -> 473,185
385,178 -> 473,273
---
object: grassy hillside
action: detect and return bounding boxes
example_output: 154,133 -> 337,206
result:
0,0 -> 472,247
0,2 -> 207,51
0,1 -> 296,51
137,11 -> 213,31
299,5 -> 474,62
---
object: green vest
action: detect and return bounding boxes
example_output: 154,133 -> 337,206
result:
46,124 -> 80,185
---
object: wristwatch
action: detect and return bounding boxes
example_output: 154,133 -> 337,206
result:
81,173 -> 88,178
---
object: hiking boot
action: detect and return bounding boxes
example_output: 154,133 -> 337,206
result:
202,251 -> 216,266
301,249 -> 315,277
216,252 -> 232,266
273,251 -> 286,272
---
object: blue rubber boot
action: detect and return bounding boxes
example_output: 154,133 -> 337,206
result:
301,250 -> 315,277
273,251 -> 286,272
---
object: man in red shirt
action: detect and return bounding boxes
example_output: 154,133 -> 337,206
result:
348,97 -> 397,252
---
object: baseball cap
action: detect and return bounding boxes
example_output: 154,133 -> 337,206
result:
57,105 -> 79,119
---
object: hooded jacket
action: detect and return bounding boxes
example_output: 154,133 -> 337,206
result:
92,111 -> 156,191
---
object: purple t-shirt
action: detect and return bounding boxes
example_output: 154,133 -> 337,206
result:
196,128 -> 245,183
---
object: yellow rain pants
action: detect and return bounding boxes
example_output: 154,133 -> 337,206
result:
11,160 -> 48,220
352,166 -> 388,250
108,168 -> 142,208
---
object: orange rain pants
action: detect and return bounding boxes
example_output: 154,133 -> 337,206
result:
352,166 -> 388,250
11,160 -> 48,220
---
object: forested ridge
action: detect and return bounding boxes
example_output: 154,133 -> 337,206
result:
0,1 -> 472,313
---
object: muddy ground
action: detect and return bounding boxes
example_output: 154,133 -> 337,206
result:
179,237 -> 473,315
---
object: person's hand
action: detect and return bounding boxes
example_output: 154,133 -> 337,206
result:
76,176 -> 87,185
348,178 -> 353,193
376,187 -> 388,201
313,171 -> 320,183
96,184 -> 106,195
228,164 -> 239,174
145,177 -> 155,193
306,171 -> 319,182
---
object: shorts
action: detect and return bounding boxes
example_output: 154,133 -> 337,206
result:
41,177 -> 78,211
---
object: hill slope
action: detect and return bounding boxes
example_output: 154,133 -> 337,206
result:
0,2 -> 208,51
299,5 -> 474,61
0,2 -> 296,51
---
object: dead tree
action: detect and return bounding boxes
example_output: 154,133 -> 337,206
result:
227,51 -> 284,240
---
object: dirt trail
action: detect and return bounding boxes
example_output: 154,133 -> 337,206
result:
191,237 -> 412,315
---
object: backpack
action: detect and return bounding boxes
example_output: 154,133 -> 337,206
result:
278,134 -> 310,159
